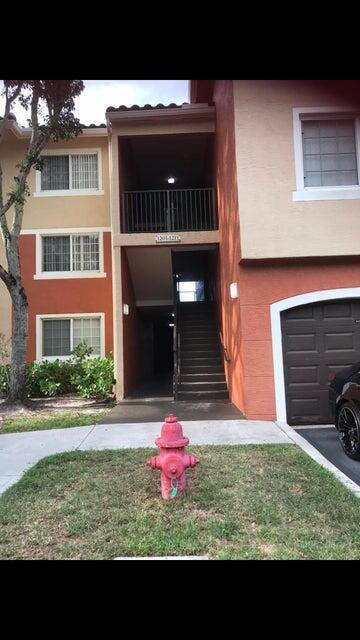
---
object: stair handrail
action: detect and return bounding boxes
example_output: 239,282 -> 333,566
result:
173,302 -> 180,399
219,331 -> 231,363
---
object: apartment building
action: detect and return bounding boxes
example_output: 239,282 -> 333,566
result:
1,80 -> 360,426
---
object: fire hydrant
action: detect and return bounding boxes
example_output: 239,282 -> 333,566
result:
146,415 -> 199,500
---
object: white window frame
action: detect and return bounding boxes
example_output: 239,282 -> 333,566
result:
34,148 -> 104,197
36,312 -> 105,361
30,227 -> 108,280
292,106 -> 360,201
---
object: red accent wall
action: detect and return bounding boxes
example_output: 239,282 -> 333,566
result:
19,232 -> 113,362
121,248 -> 140,396
213,80 -> 245,414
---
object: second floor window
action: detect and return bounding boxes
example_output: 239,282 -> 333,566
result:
302,118 -> 359,187
42,234 -> 100,273
40,152 -> 99,192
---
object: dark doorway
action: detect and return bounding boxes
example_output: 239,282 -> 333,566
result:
172,248 -> 216,304
127,306 -> 174,398
154,315 -> 173,374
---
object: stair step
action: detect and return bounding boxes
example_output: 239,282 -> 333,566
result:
180,373 -> 226,382
180,328 -> 218,340
177,390 -> 229,401
181,349 -> 220,356
181,360 -> 222,369
181,337 -> 218,344
180,342 -> 220,353
179,322 -> 218,334
178,381 -> 228,392
181,364 -> 224,374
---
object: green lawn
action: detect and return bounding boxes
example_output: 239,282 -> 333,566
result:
1,444 -> 360,560
0,410 -> 109,434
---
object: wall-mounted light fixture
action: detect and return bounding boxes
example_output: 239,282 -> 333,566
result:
230,283 -> 238,299
169,323 -> 174,327
167,176 -> 176,184
123,304 -> 129,315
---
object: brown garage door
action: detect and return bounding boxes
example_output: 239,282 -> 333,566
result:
281,299 -> 360,425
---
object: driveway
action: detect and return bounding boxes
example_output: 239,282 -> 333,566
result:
294,425 -> 360,486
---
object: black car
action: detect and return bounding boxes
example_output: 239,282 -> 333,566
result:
329,362 -> 360,460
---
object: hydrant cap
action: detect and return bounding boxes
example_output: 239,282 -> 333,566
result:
155,415 -> 189,448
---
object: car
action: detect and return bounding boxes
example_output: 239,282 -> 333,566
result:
329,362 -> 360,460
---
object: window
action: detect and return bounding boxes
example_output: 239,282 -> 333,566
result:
43,319 -> 71,357
293,107 -> 360,201
72,318 -> 101,354
35,149 -> 103,196
177,281 -> 205,302
42,234 -> 100,273
39,315 -> 103,359
41,155 -> 70,190
302,119 -> 358,187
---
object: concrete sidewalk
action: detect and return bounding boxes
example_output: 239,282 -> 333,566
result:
0,419 -> 291,495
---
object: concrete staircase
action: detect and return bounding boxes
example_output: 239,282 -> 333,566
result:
176,301 -> 229,401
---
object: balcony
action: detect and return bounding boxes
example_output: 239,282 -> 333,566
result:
121,188 -> 217,233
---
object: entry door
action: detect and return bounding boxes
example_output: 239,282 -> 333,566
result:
281,299 -> 360,425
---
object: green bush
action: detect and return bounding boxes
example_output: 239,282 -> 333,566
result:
0,333 -> 10,397
25,360 -> 75,397
1,340 -> 114,400
71,356 -> 114,399
0,364 -> 10,397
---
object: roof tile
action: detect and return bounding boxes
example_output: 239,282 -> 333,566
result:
106,102 -> 189,113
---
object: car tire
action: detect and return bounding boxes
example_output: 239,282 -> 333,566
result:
336,402 -> 360,460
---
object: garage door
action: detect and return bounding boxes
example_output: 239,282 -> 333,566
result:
281,299 -> 360,425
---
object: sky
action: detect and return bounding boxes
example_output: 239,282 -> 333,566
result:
0,80 -> 189,126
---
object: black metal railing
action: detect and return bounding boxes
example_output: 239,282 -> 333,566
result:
121,188 -> 217,233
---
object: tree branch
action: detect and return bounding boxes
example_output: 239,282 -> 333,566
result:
0,261 -> 11,289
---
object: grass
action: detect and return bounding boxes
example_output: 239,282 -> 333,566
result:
0,410 -> 109,434
1,444 -> 360,560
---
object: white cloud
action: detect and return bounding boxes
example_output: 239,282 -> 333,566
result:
0,80 -> 189,126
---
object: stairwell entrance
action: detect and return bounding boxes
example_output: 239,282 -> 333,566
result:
173,249 -> 229,402
122,245 -> 229,404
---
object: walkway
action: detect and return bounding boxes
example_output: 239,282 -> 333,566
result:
99,400 -> 244,424
0,419 -> 290,495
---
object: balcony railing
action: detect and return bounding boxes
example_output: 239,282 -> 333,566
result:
121,188 -> 217,233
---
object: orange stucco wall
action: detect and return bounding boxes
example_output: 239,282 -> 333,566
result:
19,232 -> 113,361
121,248 -> 140,396
238,260 -> 360,420
213,80 -> 245,414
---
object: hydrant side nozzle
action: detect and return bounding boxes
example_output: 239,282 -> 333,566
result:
146,456 -> 160,469
186,454 -> 200,468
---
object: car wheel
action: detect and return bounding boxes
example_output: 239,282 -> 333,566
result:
337,402 -> 360,460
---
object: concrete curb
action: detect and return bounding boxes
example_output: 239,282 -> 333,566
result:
276,421 -> 360,498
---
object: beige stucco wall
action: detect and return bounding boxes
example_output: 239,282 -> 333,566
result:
1,132 -> 110,230
233,80 -> 360,259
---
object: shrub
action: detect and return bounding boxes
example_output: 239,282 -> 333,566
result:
0,364 -> 10,397
71,356 -> 114,399
0,334 -> 10,397
1,340 -> 114,400
25,360 -> 75,397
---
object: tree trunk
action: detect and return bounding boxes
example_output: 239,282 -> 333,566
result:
7,281 -> 28,404
7,284 -> 28,403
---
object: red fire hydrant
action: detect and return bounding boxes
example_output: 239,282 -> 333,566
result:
146,415 -> 199,500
